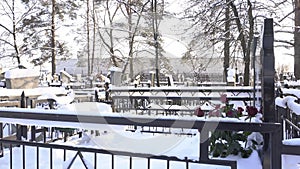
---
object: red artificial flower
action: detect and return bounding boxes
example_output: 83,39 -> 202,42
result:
215,104 -> 221,109
226,110 -> 234,117
220,94 -> 228,103
194,107 -> 205,117
246,106 -> 258,117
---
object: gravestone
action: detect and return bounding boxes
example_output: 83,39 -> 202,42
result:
261,18 -> 281,169
109,67 -> 122,86
262,18 -> 275,122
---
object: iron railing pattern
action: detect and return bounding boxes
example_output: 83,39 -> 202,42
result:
0,108 -> 281,169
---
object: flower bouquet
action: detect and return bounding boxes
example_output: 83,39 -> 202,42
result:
194,94 -> 263,158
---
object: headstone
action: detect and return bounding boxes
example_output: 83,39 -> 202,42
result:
76,74 -> 82,82
261,18 -> 281,169
109,67 -> 122,86
227,68 -> 236,86
262,18 -> 275,122
167,74 -> 174,86
149,71 -> 155,87
60,70 -> 74,84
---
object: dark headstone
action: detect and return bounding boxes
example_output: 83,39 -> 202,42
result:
262,18 -> 275,122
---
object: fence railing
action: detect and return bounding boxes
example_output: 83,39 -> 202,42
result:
275,87 -> 300,157
276,88 -> 300,139
0,107 -> 281,169
110,86 -> 261,115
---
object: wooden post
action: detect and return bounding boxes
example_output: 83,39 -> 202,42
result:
20,91 -> 26,108
104,82 -> 109,101
18,92 -> 28,140
95,90 -> 99,102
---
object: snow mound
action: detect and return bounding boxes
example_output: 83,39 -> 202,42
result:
282,138 -> 300,146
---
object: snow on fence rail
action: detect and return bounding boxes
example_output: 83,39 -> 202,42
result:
275,88 -> 300,139
275,87 -> 300,158
0,107 -> 281,169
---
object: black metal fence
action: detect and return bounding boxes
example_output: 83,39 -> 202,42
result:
110,87 -> 261,115
0,108 -> 281,169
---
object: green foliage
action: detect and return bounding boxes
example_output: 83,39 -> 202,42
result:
209,130 -> 256,158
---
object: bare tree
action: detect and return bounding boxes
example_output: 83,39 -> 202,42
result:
183,0 -> 290,85
229,0 -> 254,86
152,0 -> 160,86
118,0 -> 151,80
94,0 -> 122,68
0,0 -> 35,65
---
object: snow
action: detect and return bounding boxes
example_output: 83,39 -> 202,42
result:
227,68 -> 236,82
275,95 -> 300,115
282,138 -> 300,146
0,125 -> 264,169
60,70 -> 73,79
4,68 -> 40,79
282,155 -> 300,169
0,86 -> 70,98
281,88 -> 300,98
39,88 -> 76,104
108,66 -> 122,72
283,80 -> 300,87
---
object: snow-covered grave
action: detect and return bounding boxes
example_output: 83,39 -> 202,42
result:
0,86 -> 71,100
60,70 -> 76,84
4,68 -> 40,89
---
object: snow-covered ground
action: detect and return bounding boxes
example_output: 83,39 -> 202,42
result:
0,86 -> 299,168
0,125 -> 299,169
0,126 -> 263,169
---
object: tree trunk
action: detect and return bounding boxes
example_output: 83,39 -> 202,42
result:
91,0 -> 96,75
230,1 -> 251,86
224,0 -> 230,82
152,0 -> 160,87
245,0 -> 254,86
51,0 -> 56,76
86,0 -> 91,76
128,0 -> 134,80
295,0 -> 300,79
12,0 -> 20,65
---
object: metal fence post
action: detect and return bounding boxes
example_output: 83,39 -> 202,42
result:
95,90 -> 99,102
20,92 -> 28,139
0,123 -> 3,158
199,129 -> 209,161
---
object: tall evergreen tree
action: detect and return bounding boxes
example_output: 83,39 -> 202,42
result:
0,0 -> 81,70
